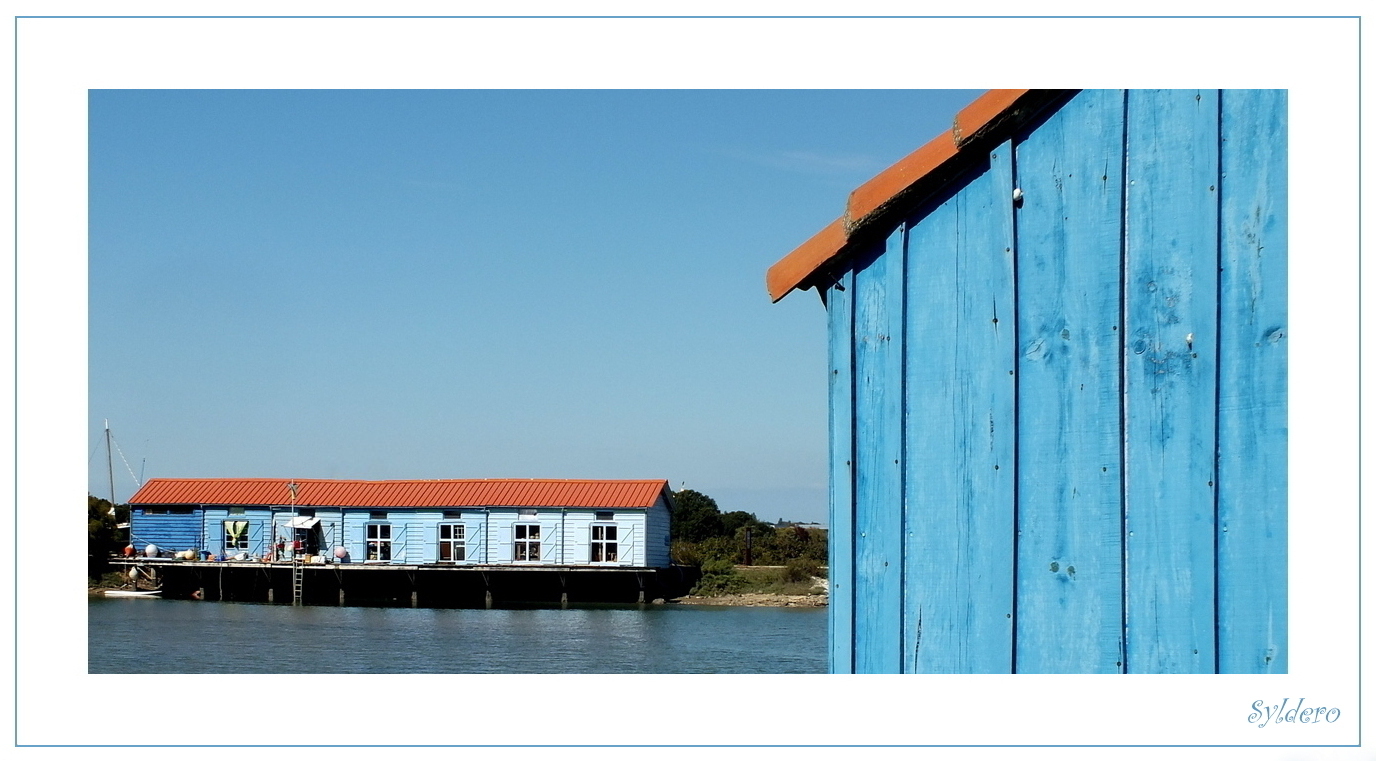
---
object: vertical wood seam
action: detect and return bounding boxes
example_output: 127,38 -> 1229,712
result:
1212,88 -> 1225,675
898,221 -> 909,672
1009,140 -> 1022,674
1117,88 -> 1132,674
836,266 -> 858,671
845,272 -> 856,674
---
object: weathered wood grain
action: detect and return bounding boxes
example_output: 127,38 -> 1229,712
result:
827,269 -> 856,673
1014,89 -> 1128,673
823,89 -> 1285,674
851,230 -> 906,673
901,148 -> 1015,673
1123,89 -> 1220,673
1217,88 -> 1288,673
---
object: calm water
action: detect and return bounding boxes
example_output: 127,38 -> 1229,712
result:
88,598 -> 826,674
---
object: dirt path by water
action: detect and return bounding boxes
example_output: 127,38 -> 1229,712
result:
672,592 -> 827,607
672,575 -> 829,607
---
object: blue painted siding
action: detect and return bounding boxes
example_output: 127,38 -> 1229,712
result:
132,502 -> 667,567
1013,89 -> 1127,673
827,89 -> 1286,674
344,513 -> 367,562
130,509 -> 201,553
645,499 -> 672,568
850,228 -> 905,674
1216,88 -> 1287,674
901,144 -> 1016,673
317,511 -> 345,555
1123,89 -> 1221,674
203,507 -> 273,557
563,510 -> 636,565
827,268 -> 856,674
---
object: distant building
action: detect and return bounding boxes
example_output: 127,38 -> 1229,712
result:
127,477 -> 674,568
774,520 -> 826,532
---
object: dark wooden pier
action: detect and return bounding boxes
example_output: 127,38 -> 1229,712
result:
108,559 -> 697,607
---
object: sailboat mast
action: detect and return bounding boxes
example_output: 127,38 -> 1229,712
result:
105,419 -> 115,508
105,419 -> 123,548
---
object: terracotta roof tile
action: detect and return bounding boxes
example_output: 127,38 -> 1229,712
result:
845,126 -> 959,229
129,478 -> 670,509
765,218 -> 846,309
767,89 -> 1075,302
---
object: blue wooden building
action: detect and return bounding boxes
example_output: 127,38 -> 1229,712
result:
128,477 -> 674,569
768,89 -> 1286,674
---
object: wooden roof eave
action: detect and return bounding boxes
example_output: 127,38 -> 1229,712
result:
767,89 -> 1079,303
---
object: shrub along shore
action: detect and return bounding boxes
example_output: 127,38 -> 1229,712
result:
672,562 -> 828,607
667,489 -> 828,606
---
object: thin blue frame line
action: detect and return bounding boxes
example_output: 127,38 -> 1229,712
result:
10,12 -> 18,752
1356,13 -> 1363,750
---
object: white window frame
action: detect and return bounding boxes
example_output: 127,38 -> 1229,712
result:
366,523 -> 392,562
438,523 -> 466,562
590,523 -> 618,563
513,523 -> 541,562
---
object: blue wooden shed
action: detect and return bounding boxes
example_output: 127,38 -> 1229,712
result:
768,89 -> 1286,674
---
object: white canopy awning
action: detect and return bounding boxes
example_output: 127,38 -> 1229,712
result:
287,516 -> 320,529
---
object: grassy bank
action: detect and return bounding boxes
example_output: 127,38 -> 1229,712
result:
674,562 -> 828,607
689,558 -> 827,597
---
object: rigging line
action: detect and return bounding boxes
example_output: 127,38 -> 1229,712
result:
110,432 -> 142,489
88,439 -> 102,465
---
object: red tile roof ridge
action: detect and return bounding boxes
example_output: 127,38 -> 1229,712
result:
767,89 -> 1077,302
129,477 -> 671,509
138,477 -> 667,483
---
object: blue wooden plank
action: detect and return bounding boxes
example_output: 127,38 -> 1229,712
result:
1123,89 -> 1220,673
851,229 -> 906,673
248,519 -> 266,556
1013,89 -> 1127,673
1216,89 -> 1287,674
827,269 -> 856,673
131,511 -> 202,551
901,148 -> 1015,673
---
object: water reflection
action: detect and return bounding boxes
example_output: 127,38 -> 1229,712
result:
89,599 -> 825,674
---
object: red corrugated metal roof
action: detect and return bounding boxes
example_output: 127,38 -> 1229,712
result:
129,478 -> 670,509
766,89 -> 1076,302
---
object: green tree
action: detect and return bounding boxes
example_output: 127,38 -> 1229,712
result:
668,488 -> 826,570
669,489 -> 725,543
721,510 -> 773,538
88,495 -> 127,579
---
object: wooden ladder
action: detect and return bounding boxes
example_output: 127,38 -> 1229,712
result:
292,557 -> 304,605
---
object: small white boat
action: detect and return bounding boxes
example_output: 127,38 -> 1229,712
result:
103,589 -> 162,598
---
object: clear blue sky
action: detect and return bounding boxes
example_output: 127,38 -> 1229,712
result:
88,89 -> 983,524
